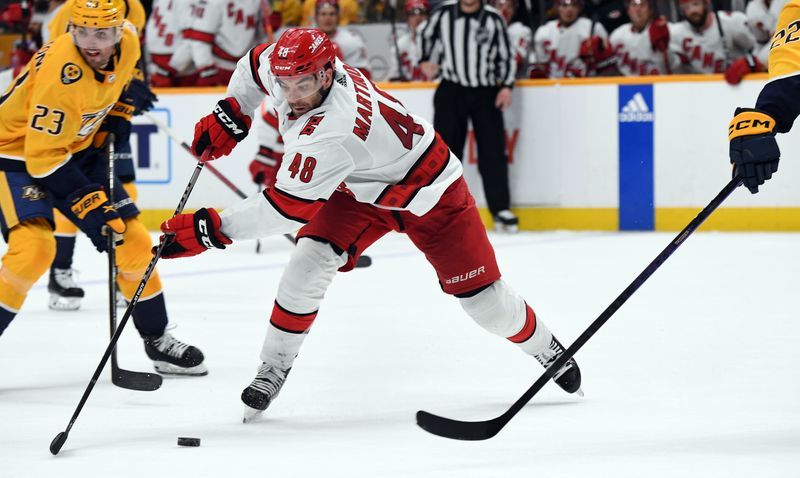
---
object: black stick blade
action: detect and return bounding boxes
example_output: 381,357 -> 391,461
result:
112,370 -> 163,391
415,410 -> 502,441
49,431 -> 68,455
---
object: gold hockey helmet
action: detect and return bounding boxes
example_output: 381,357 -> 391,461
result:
70,0 -> 124,29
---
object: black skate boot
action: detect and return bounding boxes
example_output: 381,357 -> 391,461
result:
143,332 -> 208,376
533,336 -> 583,395
493,210 -> 519,233
241,362 -> 291,423
47,268 -> 85,311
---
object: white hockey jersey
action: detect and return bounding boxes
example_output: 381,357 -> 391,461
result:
146,0 -> 187,56
746,0 -> 790,63
169,0 -> 263,73
329,27 -> 369,73
255,94 -> 284,158
218,44 -> 462,240
508,21 -> 533,79
389,29 -> 424,80
533,17 -> 609,78
610,21 -> 674,76
669,11 -> 756,74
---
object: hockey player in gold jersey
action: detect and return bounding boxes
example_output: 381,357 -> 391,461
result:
0,0 -> 207,376
44,0 -> 149,311
726,0 -> 800,193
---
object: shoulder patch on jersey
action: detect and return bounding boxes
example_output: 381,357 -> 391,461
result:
61,63 -> 83,85
300,114 -> 325,136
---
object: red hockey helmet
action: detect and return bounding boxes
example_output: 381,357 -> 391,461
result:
269,28 -> 337,103
270,28 -> 336,77
404,0 -> 430,15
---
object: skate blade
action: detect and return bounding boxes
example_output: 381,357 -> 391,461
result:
48,294 -> 81,311
575,387 -> 584,397
243,405 -> 264,424
494,224 -> 519,234
153,361 -> 209,376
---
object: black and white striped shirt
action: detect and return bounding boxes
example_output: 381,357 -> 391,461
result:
420,0 -> 515,88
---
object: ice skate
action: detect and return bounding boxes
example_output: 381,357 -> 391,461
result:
47,268 -> 84,311
533,336 -> 583,396
143,332 -> 207,376
241,362 -> 290,423
493,210 -> 519,233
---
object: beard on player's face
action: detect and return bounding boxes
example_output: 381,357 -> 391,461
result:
682,3 -> 708,28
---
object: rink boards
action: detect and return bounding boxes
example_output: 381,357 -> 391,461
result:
133,73 -> 800,232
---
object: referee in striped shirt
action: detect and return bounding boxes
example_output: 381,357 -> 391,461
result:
420,0 -> 519,231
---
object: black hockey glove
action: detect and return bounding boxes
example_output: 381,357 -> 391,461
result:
728,108 -> 780,194
123,75 -> 158,116
68,184 -> 126,252
93,114 -> 132,155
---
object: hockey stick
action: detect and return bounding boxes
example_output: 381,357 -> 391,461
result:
261,0 -> 276,44
142,111 -> 294,246
143,111 -> 373,268
49,153 -> 209,456
388,0 -> 408,81
105,136 -> 163,392
416,177 -> 743,441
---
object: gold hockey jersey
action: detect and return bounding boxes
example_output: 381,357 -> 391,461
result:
48,0 -> 146,39
0,27 -> 140,178
766,0 -> 800,79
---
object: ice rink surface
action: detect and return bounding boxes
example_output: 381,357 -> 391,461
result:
1,230 -> 798,477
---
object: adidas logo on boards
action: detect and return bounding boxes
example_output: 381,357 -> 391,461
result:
619,92 -> 654,123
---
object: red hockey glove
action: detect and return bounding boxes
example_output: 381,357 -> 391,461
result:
725,55 -> 764,85
649,16 -> 670,52
579,36 -> 615,73
250,147 -> 282,187
579,36 -> 603,62
194,65 -> 221,87
191,97 -> 252,160
159,208 -> 232,259
528,63 -> 550,79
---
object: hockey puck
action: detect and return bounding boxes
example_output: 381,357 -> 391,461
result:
355,255 -> 372,268
177,437 -> 201,447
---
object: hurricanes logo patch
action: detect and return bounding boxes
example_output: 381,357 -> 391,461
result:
61,63 -> 82,85
21,185 -> 45,201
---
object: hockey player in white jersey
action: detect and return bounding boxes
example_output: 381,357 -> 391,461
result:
609,0 -> 673,76
146,0 -> 198,86
490,0 -> 533,79
158,28 -> 583,420
746,0 -> 789,64
389,0 -> 429,81
314,0 -> 370,78
531,0 -> 610,78
670,0 -> 761,84
168,0 -> 262,86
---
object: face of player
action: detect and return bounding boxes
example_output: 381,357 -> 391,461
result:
627,1 -> 652,30
495,1 -> 515,23
680,0 -> 708,28
557,3 -> 581,25
315,5 -> 339,35
274,68 -> 334,116
407,10 -> 428,30
71,26 -> 120,69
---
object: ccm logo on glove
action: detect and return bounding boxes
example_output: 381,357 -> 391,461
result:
214,102 -> 246,136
